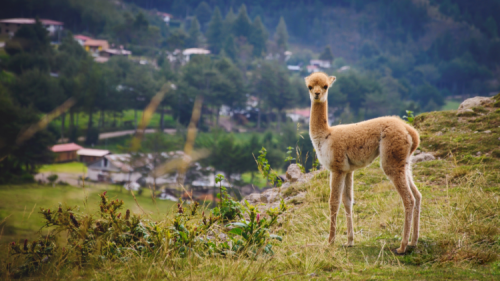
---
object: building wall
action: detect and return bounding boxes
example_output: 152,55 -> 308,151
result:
0,23 -> 22,35
80,155 -> 101,163
54,151 -> 77,162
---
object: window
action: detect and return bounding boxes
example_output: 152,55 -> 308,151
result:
103,158 -> 108,167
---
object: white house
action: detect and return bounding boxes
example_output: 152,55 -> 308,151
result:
182,48 -> 211,62
310,59 -> 331,69
0,18 -> 63,37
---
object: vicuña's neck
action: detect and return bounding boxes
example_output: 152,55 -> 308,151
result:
310,101 -> 329,135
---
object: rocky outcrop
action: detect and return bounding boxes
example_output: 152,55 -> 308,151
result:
458,97 -> 493,110
242,164 -> 323,210
456,96 -> 494,116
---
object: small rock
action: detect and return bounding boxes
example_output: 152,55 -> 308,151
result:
411,152 -> 436,164
476,151 -> 482,156
414,149 -> 421,155
435,131 -> 443,136
484,130 -> 491,134
308,273 -> 318,277
260,188 -> 279,203
218,233 -> 227,241
474,131 -> 478,134
244,193 -> 262,204
286,164 -> 303,182
458,96 -> 493,110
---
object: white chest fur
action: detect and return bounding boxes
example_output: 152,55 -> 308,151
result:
310,133 -> 335,170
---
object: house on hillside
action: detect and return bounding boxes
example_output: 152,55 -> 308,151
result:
99,47 -> 132,58
73,34 -> 92,45
155,11 -> 174,25
0,18 -> 63,37
310,59 -> 331,69
84,39 -> 109,55
182,48 -> 210,62
87,154 -> 138,183
51,143 -> 83,162
77,148 -> 111,164
286,108 -> 311,123
306,65 -> 320,73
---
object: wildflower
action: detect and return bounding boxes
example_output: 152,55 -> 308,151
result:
117,213 -> 121,218
256,213 -> 260,224
23,239 -> 28,251
125,209 -> 130,220
58,206 -> 62,213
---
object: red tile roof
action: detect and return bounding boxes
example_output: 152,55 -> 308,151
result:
51,143 -> 83,153
74,34 -> 92,41
0,18 -> 63,25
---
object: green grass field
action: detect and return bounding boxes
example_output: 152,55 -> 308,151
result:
441,99 -> 461,110
0,184 -> 176,245
39,162 -> 88,174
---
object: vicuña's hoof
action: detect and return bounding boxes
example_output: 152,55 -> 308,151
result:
391,248 -> 406,256
343,244 -> 354,248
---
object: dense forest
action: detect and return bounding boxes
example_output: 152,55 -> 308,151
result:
0,0 -> 499,183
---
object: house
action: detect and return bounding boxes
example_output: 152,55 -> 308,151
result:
306,65 -> 320,73
51,143 -> 83,163
73,34 -> 92,45
287,65 -> 301,71
286,108 -> 311,123
87,154 -> 137,183
156,12 -> 174,25
182,48 -> 210,62
0,18 -> 63,37
83,39 -> 109,55
310,59 -> 331,69
99,47 -> 132,58
77,148 -> 111,164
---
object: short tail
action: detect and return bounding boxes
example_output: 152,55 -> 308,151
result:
405,124 -> 420,155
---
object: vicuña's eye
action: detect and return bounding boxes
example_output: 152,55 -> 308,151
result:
308,86 -> 312,90
323,85 -> 328,89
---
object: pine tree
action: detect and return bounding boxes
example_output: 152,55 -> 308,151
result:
207,7 -> 225,54
274,16 -> 289,61
194,1 -> 212,27
224,7 -> 236,36
319,46 -> 334,62
485,16 -> 498,38
223,34 -> 238,61
233,4 -> 252,39
187,17 -> 202,48
249,16 -> 268,57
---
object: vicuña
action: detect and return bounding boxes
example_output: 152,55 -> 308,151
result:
305,72 -> 421,255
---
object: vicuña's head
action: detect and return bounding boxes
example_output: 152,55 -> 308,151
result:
304,72 -> 336,103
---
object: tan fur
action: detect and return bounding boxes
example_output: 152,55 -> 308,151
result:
305,72 -> 421,254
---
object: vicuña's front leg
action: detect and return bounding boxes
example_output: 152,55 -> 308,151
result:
329,171 -> 346,244
343,172 -> 354,246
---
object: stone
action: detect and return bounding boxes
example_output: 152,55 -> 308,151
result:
476,151 -> 482,156
414,149 -> 421,155
411,152 -> 435,164
286,164 -> 303,182
260,188 -> 279,203
244,193 -> 262,204
458,96 -> 493,110
456,108 -> 474,116
484,130 -> 492,134
435,131 -> 443,136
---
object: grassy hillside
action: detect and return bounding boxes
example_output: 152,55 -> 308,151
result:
2,96 -> 500,279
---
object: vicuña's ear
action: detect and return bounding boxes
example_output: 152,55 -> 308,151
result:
328,76 -> 336,85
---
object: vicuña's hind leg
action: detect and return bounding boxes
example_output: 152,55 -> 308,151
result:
328,171 -> 346,245
407,166 -> 421,247
343,172 -> 354,246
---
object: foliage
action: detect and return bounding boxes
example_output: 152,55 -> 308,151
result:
255,147 -> 282,187
403,110 -> 415,124
4,185 -> 286,277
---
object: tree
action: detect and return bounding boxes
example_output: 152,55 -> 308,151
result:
223,34 -> 238,61
319,46 -> 334,62
274,17 -> 289,61
485,16 -> 498,38
207,7 -> 225,54
5,19 -> 52,56
186,17 -> 202,48
194,1 -> 212,28
165,29 -> 188,51
233,4 -> 252,39
249,16 -> 268,57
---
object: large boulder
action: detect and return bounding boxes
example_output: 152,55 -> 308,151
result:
458,97 -> 493,111
286,164 -> 303,182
